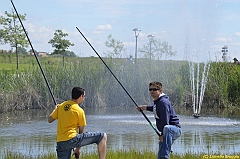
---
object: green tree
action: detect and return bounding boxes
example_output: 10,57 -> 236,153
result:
28,49 -> 38,54
139,39 -> 176,60
17,46 -> 27,54
64,50 -> 76,57
0,10 -> 29,69
160,41 -> 177,60
105,34 -> 125,58
48,29 -> 74,66
0,28 -> 4,44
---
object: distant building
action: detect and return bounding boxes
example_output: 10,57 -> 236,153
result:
28,52 -> 48,57
1,49 -> 48,57
38,52 -> 48,57
0,50 -> 12,53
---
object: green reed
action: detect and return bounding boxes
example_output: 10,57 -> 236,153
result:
1,54 -> 240,117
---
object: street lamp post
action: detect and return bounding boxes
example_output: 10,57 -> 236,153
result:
147,34 -> 155,61
132,28 -> 141,63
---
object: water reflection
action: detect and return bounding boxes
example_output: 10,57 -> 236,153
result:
0,107 -> 240,158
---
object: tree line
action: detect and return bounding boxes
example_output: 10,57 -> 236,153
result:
1,10 -> 177,66
0,10 -> 76,68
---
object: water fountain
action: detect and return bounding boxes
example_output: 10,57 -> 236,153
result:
189,60 -> 211,118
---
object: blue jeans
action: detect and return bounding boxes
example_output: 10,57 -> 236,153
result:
158,125 -> 181,159
56,131 -> 104,159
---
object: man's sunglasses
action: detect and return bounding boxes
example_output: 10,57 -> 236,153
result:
149,88 -> 159,91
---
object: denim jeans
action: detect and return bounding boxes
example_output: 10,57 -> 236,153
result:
157,125 -> 181,159
56,131 -> 104,159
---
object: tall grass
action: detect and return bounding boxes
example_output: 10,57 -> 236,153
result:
0,54 -> 240,117
205,62 -> 240,107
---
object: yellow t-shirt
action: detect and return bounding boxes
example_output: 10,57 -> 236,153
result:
51,100 -> 86,142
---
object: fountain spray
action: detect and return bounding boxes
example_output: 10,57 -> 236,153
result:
189,60 -> 211,118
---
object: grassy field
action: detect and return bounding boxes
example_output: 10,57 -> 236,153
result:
0,63 -> 33,70
0,53 -> 103,70
3,149 -> 240,159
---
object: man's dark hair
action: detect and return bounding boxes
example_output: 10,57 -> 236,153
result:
72,87 -> 85,99
149,81 -> 162,89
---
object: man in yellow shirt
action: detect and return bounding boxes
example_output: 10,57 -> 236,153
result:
48,87 -> 107,159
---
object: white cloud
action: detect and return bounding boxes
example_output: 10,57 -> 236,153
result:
232,42 -> 240,46
21,23 -> 54,52
95,24 -> 113,31
211,45 -> 221,49
215,37 -> 232,43
235,32 -> 240,36
93,24 -> 112,34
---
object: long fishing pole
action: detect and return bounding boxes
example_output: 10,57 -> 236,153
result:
10,1 -> 79,158
76,27 -> 161,137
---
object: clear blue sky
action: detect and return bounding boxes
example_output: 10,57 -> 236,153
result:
1,0 -> 240,62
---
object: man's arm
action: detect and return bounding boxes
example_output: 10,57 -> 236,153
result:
136,105 -> 147,111
48,104 -> 58,123
48,116 -> 55,123
78,126 -> 85,134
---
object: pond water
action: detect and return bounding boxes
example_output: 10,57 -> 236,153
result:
0,107 -> 240,158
